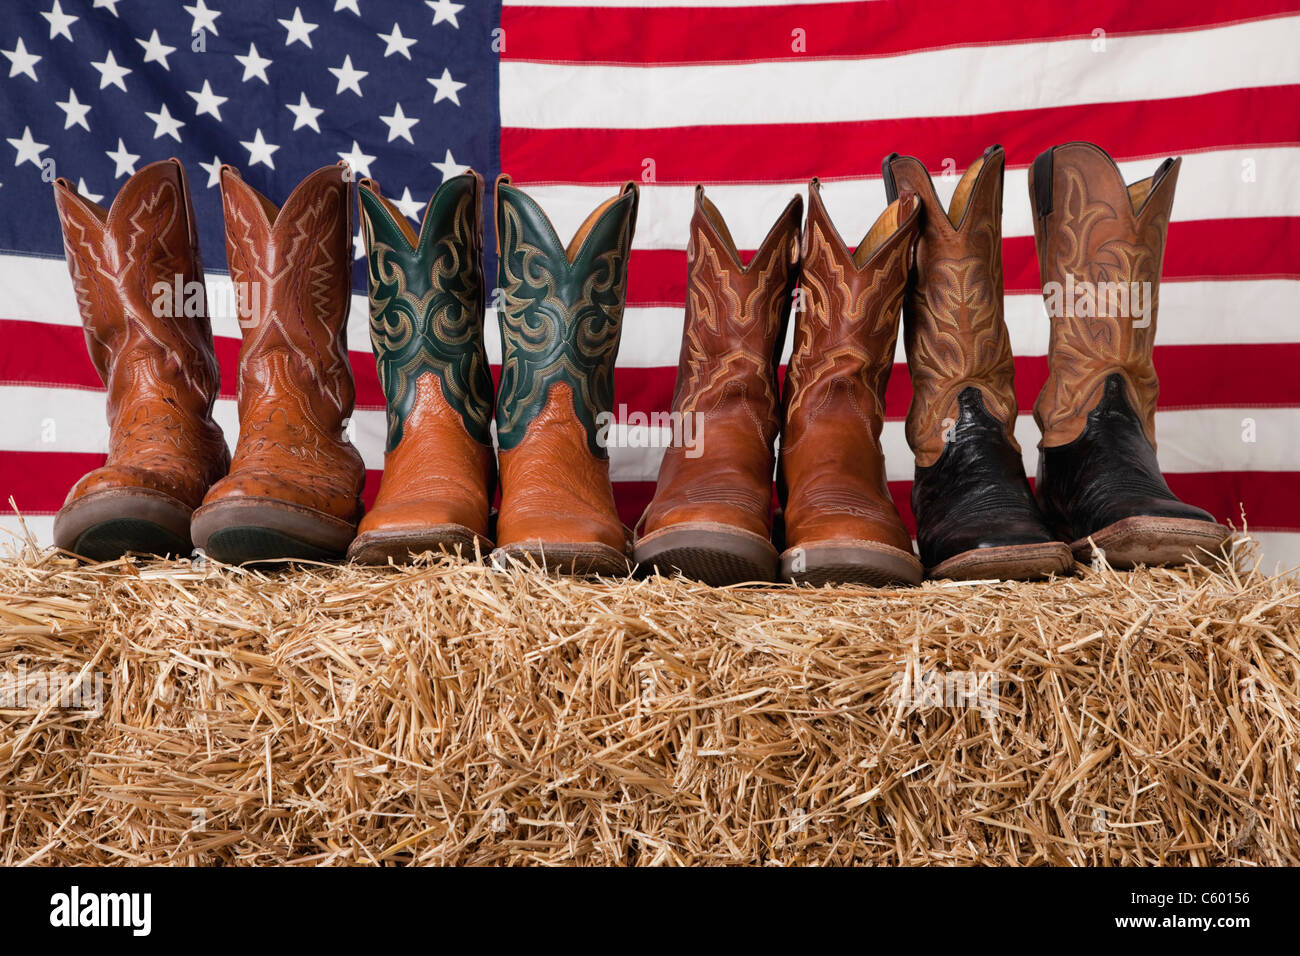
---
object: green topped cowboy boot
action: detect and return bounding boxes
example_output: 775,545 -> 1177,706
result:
492,175 -> 639,574
347,172 -> 497,564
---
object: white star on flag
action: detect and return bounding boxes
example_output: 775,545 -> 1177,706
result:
431,149 -> 468,182
76,178 -> 104,204
8,127 -> 49,168
236,43 -> 273,84
56,89 -> 92,131
380,103 -> 420,144
392,187 -> 425,220
286,93 -> 325,133
427,0 -> 464,29
4,38 -> 43,82
188,80 -> 228,120
330,55 -> 368,96
137,30 -> 177,70
241,129 -> 280,169
378,23 -> 417,59
42,1 -> 79,42
145,103 -> 186,141
198,156 -> 223,189
184,0 -> 222,37
105,138 -> 139,178
279,7 -> 319,48
338,141 -> 376,179
91,51 -> 132,92
428,68 -> 465,106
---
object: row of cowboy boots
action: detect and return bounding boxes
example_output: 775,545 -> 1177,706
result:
52,143 -> 1228,581
50,157 -> 643,571
637,142 -> 1229,586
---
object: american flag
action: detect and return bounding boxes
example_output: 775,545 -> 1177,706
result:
2,0 -> 1299,571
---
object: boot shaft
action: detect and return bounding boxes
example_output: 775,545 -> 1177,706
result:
358,173 -> 492,452
784,181 -> 919,448
672,187 -> 802,436
493,176 -> 639,458
219,163 -> 356,432
884,146 -> 1019,466
1030,141 -> 1180,448
53,159 -> 221,424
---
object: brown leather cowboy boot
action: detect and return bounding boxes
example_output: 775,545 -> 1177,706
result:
634,187 -> 802,585
884,146 -> 1072,580
346,173 -> 496,564
779,181 -> 922,586
1029,141 -> 1230,567
51,159 -> 229,560
191,163 -> 365,563
492,176 -> 639,575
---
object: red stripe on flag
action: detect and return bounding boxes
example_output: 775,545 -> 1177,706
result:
503,86 -> 1300,185
623,219 -> 1300,304
500,0 -> 1298,65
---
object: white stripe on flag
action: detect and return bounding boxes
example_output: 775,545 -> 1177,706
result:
501,16 -> 1300,128
509,147 -> 1300,251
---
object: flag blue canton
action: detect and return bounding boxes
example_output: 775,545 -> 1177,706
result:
0,0 -> 502,290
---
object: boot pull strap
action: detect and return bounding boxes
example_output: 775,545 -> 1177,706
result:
1031,147 -> 1055,220
881,153 -> 901,204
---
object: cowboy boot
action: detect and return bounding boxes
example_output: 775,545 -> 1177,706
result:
50,159 -> 229,560
779,181 -> 923,586
884,146 -> 1072,580
191,163 -> 365,563
346,173 -> 496,564
1029,141 -> 1230,567
634,187 -> 802,585
492,176 -> 639,575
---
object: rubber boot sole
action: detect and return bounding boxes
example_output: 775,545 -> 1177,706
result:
347,525 -> 491,565
54,488 -> 194,561
633,523 -> 778,586
928,540 -> 1074,581
191,497 -> 357,564
1070,515 -> 1232,569
780,540 -> 923,587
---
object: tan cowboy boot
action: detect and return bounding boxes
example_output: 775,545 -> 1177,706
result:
779,181 -> 922,586
191,163 -> 365,563
51,159 -> 229,560
884,146 -> 1072,580
1029,141 -> 1230,567
346,173 -> 496,564
634,186 -> 801,585
492,176 -> 639,575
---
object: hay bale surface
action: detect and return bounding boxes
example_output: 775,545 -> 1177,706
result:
0,533 -> 1296,866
